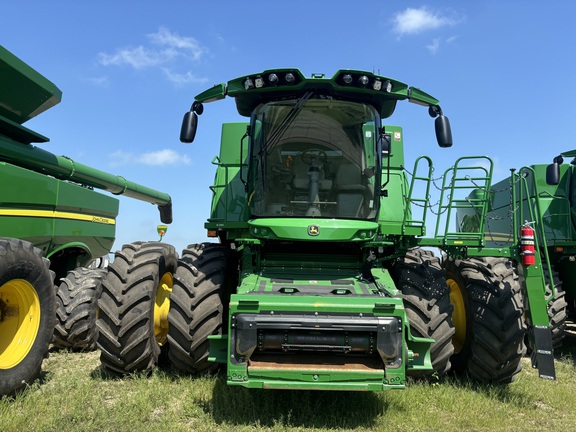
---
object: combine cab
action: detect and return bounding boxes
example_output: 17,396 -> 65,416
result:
0,46 -> 172,396
97,69 -> 556,390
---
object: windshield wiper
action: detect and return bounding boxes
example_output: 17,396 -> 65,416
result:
259,91 -> 313,156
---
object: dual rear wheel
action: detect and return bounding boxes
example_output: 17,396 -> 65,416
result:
398,251 -> 536,383
444,257 -> 527,383
53,267 -> 107,351
97,242 -> 178,373
97,242 -> 226,375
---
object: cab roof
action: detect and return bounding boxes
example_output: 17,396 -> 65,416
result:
194,69 -> 440,119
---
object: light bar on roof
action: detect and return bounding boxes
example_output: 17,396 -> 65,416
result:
337,72 -> 393,93
241,70 -> 300,90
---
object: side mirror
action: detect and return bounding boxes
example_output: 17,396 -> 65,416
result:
180,111 -> 198,143
180,101 -> 204,143
435,115 -> 453,148
546,163 -> 560,185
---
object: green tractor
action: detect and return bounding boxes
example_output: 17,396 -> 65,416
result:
0,46 -> 172,396
456,150 -> 576,350
97,69 -> 555,390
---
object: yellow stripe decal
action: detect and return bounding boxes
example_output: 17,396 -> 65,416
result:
0,209 -> 116,225
486,232 -> 513,242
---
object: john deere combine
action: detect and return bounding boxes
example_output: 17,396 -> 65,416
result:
97,69 -> 555,390
0,46 -> 172,396
456,150 -> 576,350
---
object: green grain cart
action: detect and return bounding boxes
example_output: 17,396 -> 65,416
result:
0,46 -> 172,396
97,69 -> 555,390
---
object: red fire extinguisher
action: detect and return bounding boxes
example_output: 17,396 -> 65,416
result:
520,223 -> 536,266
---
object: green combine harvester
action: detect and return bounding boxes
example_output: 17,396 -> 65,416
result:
0,46 -> 172,396
97,69 -> 556,390
456,150 -> 576,350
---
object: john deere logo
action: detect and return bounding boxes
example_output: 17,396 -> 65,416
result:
308,225 -> 320,236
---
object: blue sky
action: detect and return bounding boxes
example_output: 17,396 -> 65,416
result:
2,1 -> 575,255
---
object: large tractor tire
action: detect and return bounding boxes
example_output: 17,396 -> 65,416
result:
53,267 -> 107,350
0,238 -> 55,396
444,256 -> 526,384
393,248 -> 455,377
97,242 -> 178,374
541,267 -> 567,348
521,265 -> 567,351
168,243 -> 229,375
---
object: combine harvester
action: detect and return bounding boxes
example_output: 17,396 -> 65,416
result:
97,69 -> 556,390
457,150 -> 576,350
0,46 -> 172,396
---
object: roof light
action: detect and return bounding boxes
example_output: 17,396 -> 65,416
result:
373,79 -> 382,91
358,75 -> 369,86
285,72 -> 295,83
268,73 -> 279,84
383,80 -> 393,92
244,77 -> 254,90
342,74 -> 353,84
255,76 -> 264,88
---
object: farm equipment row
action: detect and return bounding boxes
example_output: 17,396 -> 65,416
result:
1,45 -> 565,396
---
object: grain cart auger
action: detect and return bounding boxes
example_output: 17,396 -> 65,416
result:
100,68 -> 553,390
0,45 -> 173,396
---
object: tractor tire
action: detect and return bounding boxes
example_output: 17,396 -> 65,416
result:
394,248 -> 455,377
542,267 -> 567,348
53,267 -> 107,351
168,243 -> 228,375
444,256 -> 526,384
522,266 -> 567,351
97,242 -> 178,374
0,238 -> 55,396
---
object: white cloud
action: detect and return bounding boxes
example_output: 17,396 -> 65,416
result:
98,45 -> 174,69
426,38 -> 441,55
97,27 -> 208,83
85,76 -> 109,86
392,7 -> 461,35
162,68 -> 209,86
148,27 -> 205,61
110,149 -> 191,167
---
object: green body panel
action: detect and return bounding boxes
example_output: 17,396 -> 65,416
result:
0,132 -> 172,210
0,162 -> 117,262
249,218 -> 378,241
213,288 -> 432,390
486,164 -> 573,245
206,123 -> 249,228
0,46 -> 61,132
0,45 -> 172,277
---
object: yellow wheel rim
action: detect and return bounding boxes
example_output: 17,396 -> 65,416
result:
447,278 -> 466,354
154,272 -> 173,346
0,279 -> 41,369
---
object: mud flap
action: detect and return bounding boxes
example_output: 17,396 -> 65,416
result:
531,325 -> 556,380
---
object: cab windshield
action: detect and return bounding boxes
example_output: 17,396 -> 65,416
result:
250,97 -> 380,219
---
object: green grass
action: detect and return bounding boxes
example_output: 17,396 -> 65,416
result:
2,343 -> 576,432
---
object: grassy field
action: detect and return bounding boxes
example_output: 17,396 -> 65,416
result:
2,335 -> 576,432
